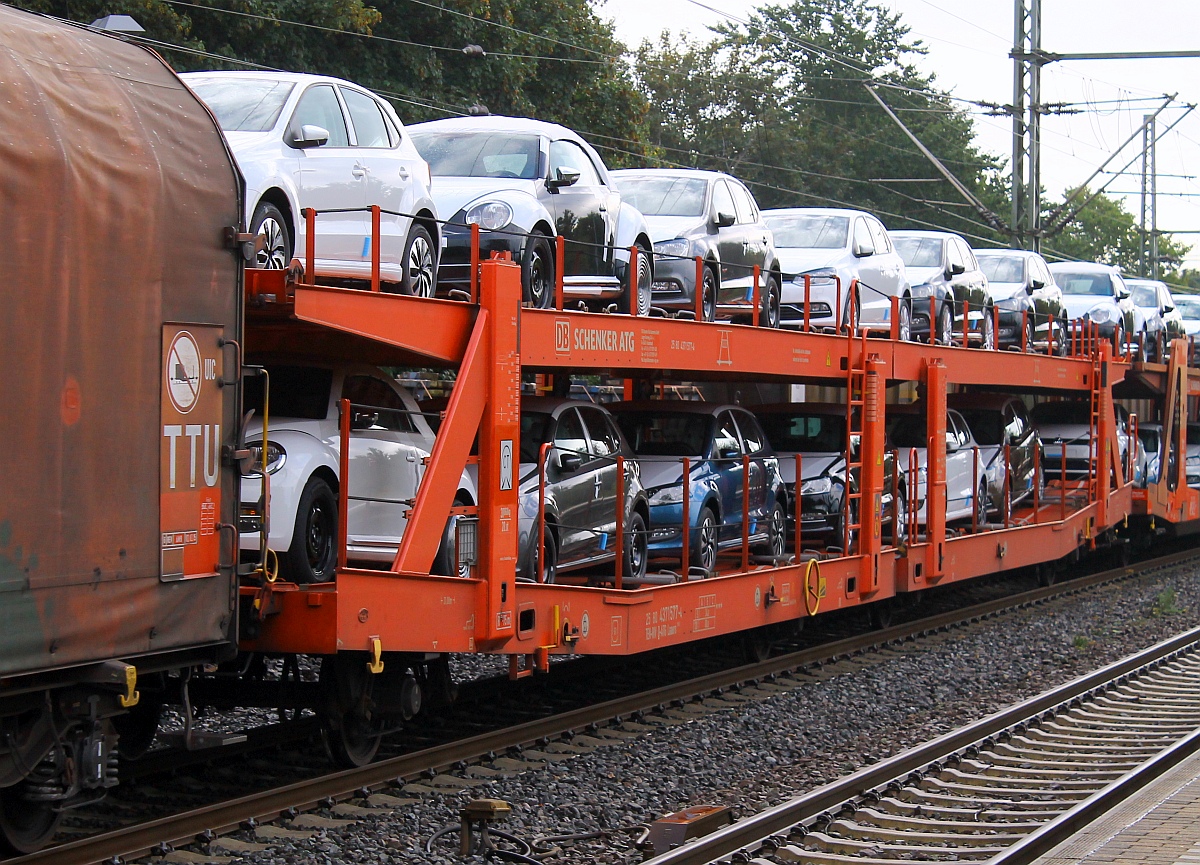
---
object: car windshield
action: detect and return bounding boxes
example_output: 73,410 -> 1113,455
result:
1176,298 -> 1200,321
243,366 -> 332,419
978,254 -> 1026,283
410,131 -> 541,179
1189,425 -> 1200,446
187,78 -> 295,132
894,237 -> 942,268
758,412 -> 845,452
956,409 -> 1003,446
764,214 -> 849,249
1031,401 -> 1089,425
1130,284 -> 1158,307
615,412 -> 710,457
519,411 -> 553,463
1139,428 -> 1160,452
614,176 -> 708,217
887,414 -> 928,450
1053,270 -> 1113,296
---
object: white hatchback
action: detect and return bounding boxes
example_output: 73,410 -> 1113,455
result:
182,71 -> 440,294
240,363 -> 476,583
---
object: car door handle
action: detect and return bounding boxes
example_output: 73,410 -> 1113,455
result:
352,165 -> 367,178
398,167 -> 410,180
598,203 -> 607,212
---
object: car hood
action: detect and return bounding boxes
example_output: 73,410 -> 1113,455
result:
906,266 -> 942,287
776,248 -> 845,277
1035,423 -> 1091,443
774,451 -> 840,485
428,176 -> 539,219
987,281 -> 1025,302
639,458 -> 703,490
1183,321 -> 1200,336
221,130 -> 278,154
643,215 -> 706,244
1061,295 -> 1115,320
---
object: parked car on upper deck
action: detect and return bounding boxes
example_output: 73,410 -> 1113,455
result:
1127,278 -> 1185,361
182,71 -> 440,294
611,403 -> 787,575
891,230 -> 993,347
609,169 -> 782,326
754,403 -> 905,549
516,399 -> 649,584
240,363 -> 477,583
973,248 -> 1066,352
1048,261 -> 1146,360
762,207 -> 909,334
408,115 -> 653,313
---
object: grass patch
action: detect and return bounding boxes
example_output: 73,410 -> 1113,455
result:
1151,587 -> 1184,618
1072,635 -> 1092,650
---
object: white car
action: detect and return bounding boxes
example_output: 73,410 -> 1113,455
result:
182,71 -> 440,294
763,207 -> 909,334
240,363 -> 476,583
887,408 -> 988,525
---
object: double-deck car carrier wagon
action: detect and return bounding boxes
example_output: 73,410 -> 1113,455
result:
0,8 -> 244,853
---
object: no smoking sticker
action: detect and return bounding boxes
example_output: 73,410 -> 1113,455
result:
166,331 -> 202,414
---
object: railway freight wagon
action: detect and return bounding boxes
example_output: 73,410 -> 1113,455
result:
0,8 -> 244,853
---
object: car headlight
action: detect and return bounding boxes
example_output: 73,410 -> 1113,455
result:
653,238 -> 690,258
465,200 -> 513,231
1188,454 -> 1200,466
800,476 -> 833,496
910,283 -> 932,298
649,484 -> 685,505
995,295 -> 1024,311
797,267 -> 837,286
241,441 -> 286,476
1087,304 -> 1118,325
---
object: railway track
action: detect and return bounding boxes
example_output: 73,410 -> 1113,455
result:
641,624 -> 1200,864
15,545 -> 1200,865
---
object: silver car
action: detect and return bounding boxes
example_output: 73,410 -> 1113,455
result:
763,208 -> 909,334
1127,278 -> 1184,361
973,248 -> 1066,352
610,169 -> 782,326
892,230 -> 993,347
1048,262 -> 1146,359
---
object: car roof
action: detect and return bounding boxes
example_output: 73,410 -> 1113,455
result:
1048,260 -> 1118,273
522,396 -> 613,416
1125,278 -> 1168,288
890,229 -> 960,242
407,114 -> 583,141
973,247 -> 1038,259
752,402 -> 846,416
610,168 -> 731,182
761,207 -> 879,221
947,393 -> 1025,411
180,70 -> 362,89
608,401 -> 744,416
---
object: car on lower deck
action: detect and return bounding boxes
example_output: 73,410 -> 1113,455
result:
1030,400 -> 1146,485
609,168 -> 782,326
753,403 -> 905,550
611,402 -> 787,576
182,71 -> 440,294
947,393 -> 1041,515
407,115 -> 653,313
972,248 -> 1067,352
762,207 -> 909,333
887,407 -> 989,525
240,362 -> 476,583
891,230 -> 993,347
516,398 -> 649,584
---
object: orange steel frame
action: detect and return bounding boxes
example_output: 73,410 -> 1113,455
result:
240,259 -> 1146,669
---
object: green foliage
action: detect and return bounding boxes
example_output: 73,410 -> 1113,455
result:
1071,634 -> 1091,649
1150,586 -> 1183,617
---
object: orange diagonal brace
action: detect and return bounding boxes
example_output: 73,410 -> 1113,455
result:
391,311 -> 489,574
293,285 -> 476,363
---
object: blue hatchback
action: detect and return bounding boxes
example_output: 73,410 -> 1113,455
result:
611,402 -> 788,575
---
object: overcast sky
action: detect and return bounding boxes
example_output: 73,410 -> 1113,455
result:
596,0 -> 1200,268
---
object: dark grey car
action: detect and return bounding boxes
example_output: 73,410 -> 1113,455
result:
518,398 -> 650,584
973,248 -> 1066,352
610,169 -> 782,327
892,230 -> 993,347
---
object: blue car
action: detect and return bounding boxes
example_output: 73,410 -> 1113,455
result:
611,402 -> 788,575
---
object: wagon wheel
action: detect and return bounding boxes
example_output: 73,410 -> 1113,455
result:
320,655 -> 385,768
0,783 -> 60,856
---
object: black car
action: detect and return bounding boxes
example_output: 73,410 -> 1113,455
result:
892,230 -> 993,347
408,116 -> 654,314
517,398 -> 650,584
947,393 -> 1041,514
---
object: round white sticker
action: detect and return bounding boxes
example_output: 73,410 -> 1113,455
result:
166,331 -> 202,414
580,612 -> 590,639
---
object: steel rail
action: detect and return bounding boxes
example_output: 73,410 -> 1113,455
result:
640,626 -> 1200,865
18,546 -> 1200,865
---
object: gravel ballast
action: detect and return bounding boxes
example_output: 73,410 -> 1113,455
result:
150,561 -> 1200,865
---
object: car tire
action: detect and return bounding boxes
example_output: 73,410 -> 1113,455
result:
936,299 -> 954,346
250,201 -> 291,270
529,523 -> 557,584
700,264 -> 718,322
522,233 -> 555,309
758,273 -> 781,329
1053,320 -> 1068,356
399,224 -> 436,298
691,506 -> 718,576
281,476 -> 338,584
621,242 -> 652,316
1113,322 -> 1125,358
981,305 -> 996,350
975,481 -> 989,529
755,498 -> 786,560
1024,315 -> 1036,352
432,496 -> 470,577
623,510 -> 649,582
897,297 -> 912,342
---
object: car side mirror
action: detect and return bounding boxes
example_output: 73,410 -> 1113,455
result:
852,239 -> 875,258
557,450 -> 584,472
945,433 -> 958,453
714,211 -> 737,228
291,124 -> 330,149
547,167 -> 580,190
350,410 -> 380,431
947,262 -> 966,277
1117,287 -> 1131,301
1164,304 -> 1175,314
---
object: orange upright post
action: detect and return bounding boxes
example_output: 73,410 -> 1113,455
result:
858,354 -> 885,593
1095,340 -> 1114,528
925,360 -> 947,579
